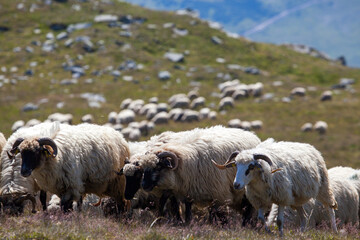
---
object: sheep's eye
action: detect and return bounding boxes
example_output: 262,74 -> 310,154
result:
245,164 -> 254,176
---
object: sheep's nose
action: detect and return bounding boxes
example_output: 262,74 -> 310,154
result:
233,182 -> 241,190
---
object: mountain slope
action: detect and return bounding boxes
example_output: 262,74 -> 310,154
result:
0,0 -> 359,168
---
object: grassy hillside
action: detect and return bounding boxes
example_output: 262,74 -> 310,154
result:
0,0 -> 359,169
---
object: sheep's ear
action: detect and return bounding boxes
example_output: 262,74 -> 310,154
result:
42,145 -> 55,158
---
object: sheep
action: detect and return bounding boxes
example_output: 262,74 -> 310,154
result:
267,167 -> 359,228
1,126 -> 51,214
81,114 -> 94,123
0,132 -> 6,154
180,109 -> 199,122
117,109 -> 136,124
120,98 -> 132,109
291,87 -> 306,97
47,113 -> 73,124
219,97 -> 234,110
190,97 -> 205,109
151,112 -> 169,124
301,123 -> 313,132
320,90 -> 332,101
136,126 -> 261,224
314,121 -> 328,134
108,111 -> 118,124
119,140 -> 184,222
11,120 -> 25,132
7,122 -> 130,212
168,94 -> 190,109
212,138 -> 338,236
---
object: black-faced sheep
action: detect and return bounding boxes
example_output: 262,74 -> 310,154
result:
137,126 -> 261,224
213,138 -> 338,236
1,126 -> 49,214
7,122 -> 130,212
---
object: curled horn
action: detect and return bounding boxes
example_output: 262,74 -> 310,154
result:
212,150 -> 240,170
157,151 -> 179,170
7,138 -> 24,159
253,154 -> 273,166
37,137 -> 58,157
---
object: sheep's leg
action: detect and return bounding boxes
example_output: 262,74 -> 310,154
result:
295,206 -> 308,232
60,193 -> 73,213
158,192 -> 170,217
258,208 -> 271,233
169,196 -> 182,222
241,196 -> 256,227
77,196 -> 83,212
184,199 -> 193,224
327,207 -> 338,233
40,190 -> 47,211
276,205 -> 285,237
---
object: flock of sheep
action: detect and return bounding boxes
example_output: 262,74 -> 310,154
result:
0,121 -> 359,236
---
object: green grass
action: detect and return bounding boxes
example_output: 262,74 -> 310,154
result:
0,0 -> 360,170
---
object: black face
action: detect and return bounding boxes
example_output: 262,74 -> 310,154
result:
245,163 -> 255,176
20,149 -> 42,177
0,198 -> 24,216
124,169 -> 143,200
142,165 -> 162,192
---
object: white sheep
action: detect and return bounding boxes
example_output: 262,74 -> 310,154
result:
267,166 -> 359,228
314,121 -> 328,135
0,132 -> 6,154
213,138 -> 338,236
137,126 -> 261,224
7,122 -> 130,212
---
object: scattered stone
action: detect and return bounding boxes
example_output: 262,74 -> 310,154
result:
158,71 -> 171,80
50,23 -> 67,31
164,52 -> 184,63
211,36 -> 223,45
22,103 -> 39,112
94,15 -> 118,23
173,28 -> 188,36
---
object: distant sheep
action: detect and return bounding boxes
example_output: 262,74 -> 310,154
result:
301,123 -> 313,132
291,87 -> 306,97
314,121 -> 328,134
320,90 -> 332,101
7,122 -> 130,212
268,167 -> 359,228
213,138 -> 338,236
219,97 -> 234,110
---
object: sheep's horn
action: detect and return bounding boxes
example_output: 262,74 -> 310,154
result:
157,151 -> 179,170
253,154 -> 273,166
8,138 -> 24,158
37,137 -> 58,157
225,150 -> 240,165
212,160 -> 236,170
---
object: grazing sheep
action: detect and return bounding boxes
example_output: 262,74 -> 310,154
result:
320,90 -> 332,101
268,167 -> 359,228
228,119 -> 241,128
120,140 -> 184,221
107,111 -> 118,124
81,114 -> 94,123
25,119 -> 42,128
168,94 -> 190,109
213,138 -> 338,236
190,97 -> 205,109
47,113 -> 73,124
219,97 -> 234,110
11,120 -> 25,132
291,87 -> 306,97
180,109 -> 199,122
301,123 -> 313,132
7,122 -> 130,212
120,98 -> 132,109
1,126 -> 52,214
138,126 -> 261,224
251,120 -> 263,130
314,121 -> 328,135
151,112 -> 169,124
117,109 -> 136,124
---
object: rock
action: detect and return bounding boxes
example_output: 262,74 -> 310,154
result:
94,15 -> 118,23
22,103 -> 38,112
67,22 -> 92,33
173,28 -> 188,36
164,52 -> 184,63
56,32 -> 68,40
158,71 -> 171,80
211,36 -> 223,45
49,23 -> 67,31
0,26 -> 10,32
